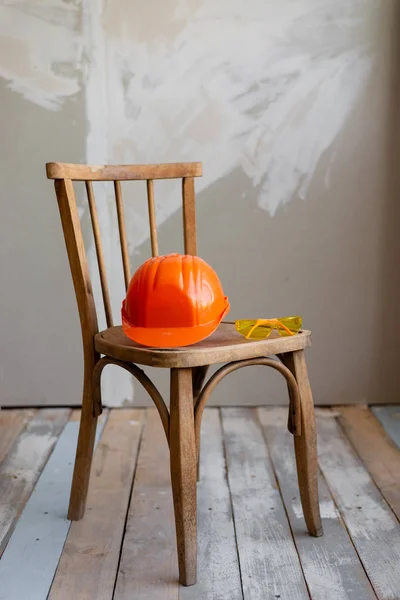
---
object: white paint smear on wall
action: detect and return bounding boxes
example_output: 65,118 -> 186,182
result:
1,0 -> 378,222
90,0 -> 376,232
0,1 -> 82,110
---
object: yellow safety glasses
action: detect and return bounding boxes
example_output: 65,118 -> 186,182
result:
235,316 -> 302,340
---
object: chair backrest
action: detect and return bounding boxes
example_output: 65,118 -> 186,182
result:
46,162 -> 203,344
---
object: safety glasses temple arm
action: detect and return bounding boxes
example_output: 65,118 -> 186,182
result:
276,320 -> 295,336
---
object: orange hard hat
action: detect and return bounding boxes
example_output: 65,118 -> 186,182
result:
121,253 -> 230,348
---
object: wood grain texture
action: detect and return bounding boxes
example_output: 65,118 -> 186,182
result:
95,323 -> 311,369
114,180 -> 131,290
170,368 -> 197,586
54,178 -> 99,353
258,407 -> 377,600
146,179 -> 159,256
46,162 -> 202,181
317,409 -> 400,600
49,410 -> 144,600
67,385 -> 99,521
115,409 -> 242,599
114,409 -> 179,600
181,409 -> 242,600
0,409 -> 70,555
338,406 -> 400,523
86,180 -> 113,328
182,177 -> 197,255
4,407 -> 400,598
0,410 -> 35,465
54,177 -> 101,521
371,406 -> 400,450
0,412 -> 106,600
283,351 -> 322,537
221,408 -> 309,600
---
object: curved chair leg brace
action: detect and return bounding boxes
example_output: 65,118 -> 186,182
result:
276,353 -> 302,435
194,357 -> 301,461
192,366 -> 209,481
92,357 -> 170,442
192,366 -> 209,402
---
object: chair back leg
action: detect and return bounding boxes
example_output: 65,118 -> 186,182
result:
283,350 -> 323,537
68,359 -> 99,521
169,367 -> 198,586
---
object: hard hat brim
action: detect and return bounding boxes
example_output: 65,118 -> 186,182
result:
122,302 -> 230,348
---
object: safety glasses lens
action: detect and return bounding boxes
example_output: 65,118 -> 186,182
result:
276,316 -> 302,336
235,320 -> 272,339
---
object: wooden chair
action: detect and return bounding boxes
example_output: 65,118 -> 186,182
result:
46,161 -> 323,587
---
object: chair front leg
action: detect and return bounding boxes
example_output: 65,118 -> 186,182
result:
283,350 -> 323,537
68,358 -> 99,521
170,367 -> 198,586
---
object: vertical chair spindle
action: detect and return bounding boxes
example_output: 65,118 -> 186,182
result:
146,179 -> 159,257
182,177 -> 197,255
114,181 -> 131,290
85,181 -> 113,328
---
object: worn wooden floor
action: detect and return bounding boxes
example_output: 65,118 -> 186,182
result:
0,406 -> 399,600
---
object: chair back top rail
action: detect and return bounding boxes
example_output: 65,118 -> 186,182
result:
46,162 -> 202,181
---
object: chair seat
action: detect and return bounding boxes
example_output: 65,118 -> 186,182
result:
95,322 -> 311,368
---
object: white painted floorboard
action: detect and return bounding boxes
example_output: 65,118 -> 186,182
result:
181,409 -> 242,600
258,407 -> 377,600
221,408 -> 309,600
0,407 -> 399,599
0,414 -> 107,600
371,406 -> 400,450
317,411 -> 400,600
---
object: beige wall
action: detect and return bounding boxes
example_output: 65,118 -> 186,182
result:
1,0 -> 399,407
